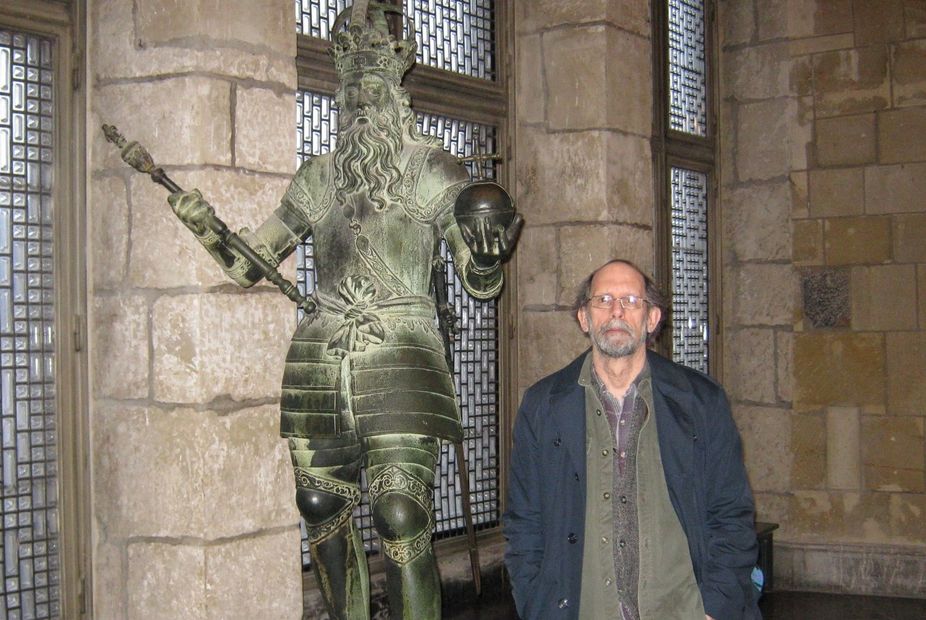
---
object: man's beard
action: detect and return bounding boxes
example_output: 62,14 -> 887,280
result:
334,105 -> 404,211
589,317 -> 648,359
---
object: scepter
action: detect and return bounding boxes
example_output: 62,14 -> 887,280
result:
102,124 -> 316,315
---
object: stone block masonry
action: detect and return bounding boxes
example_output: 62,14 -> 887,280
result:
88,0 -> 302,617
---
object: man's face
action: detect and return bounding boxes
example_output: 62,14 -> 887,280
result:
577,262 -> 661,359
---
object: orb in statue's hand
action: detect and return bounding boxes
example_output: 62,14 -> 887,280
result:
453,181 -> 515,232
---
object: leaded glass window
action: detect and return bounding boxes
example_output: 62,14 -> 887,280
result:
670,167 -> 708,373
405,0 -> 495,80
295,0 -> 350,39
668,0 -> 707,136
0,28 -> 59,620
656,0 -> 715,373
294,93 -> 500,569
296,0 -> 497,80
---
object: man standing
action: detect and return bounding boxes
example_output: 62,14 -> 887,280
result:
504,259 -> 759,619
168,5 -> 520,619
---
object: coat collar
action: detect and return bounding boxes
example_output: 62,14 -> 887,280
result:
646,350 -> 696,439
548,351 -> 590,478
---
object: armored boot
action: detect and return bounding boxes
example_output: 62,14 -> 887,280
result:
289,437 -> 369,620
367,435 -> 441,619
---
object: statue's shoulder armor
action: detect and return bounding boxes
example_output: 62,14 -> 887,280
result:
401,145 -> 470,224
283,154 -> 336,224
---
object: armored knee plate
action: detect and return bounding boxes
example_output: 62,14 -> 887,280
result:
293,467 -> 361,544
368,465 -> 435,565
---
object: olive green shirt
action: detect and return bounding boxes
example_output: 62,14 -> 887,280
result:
578,354 -> 705,619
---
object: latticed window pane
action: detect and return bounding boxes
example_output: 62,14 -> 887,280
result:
668,0 -> 707,136
405,0 -> 495,80
295,0 -> 350,39
670,167 -> 708,373
0,28 -> 59,620
295,92 -> 500,568
295,0 -> 496,81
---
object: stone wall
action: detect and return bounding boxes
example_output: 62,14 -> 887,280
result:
719,0 -> 926,595
514,0 -> 656,387
80,0 -> 926,612
88,0 -> 303,617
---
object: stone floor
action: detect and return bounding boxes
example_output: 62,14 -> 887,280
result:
442,589 -> 926,619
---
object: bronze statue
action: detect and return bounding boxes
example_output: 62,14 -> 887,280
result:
159,3 -> 521,618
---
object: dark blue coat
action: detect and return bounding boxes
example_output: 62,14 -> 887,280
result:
504,350 -> 761,619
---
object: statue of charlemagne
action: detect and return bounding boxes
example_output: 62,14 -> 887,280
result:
167,3 -> 522,618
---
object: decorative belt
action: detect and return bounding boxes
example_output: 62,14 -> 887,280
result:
316,275 -> 434,356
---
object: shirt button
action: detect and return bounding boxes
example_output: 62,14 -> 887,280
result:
567,533 -> 577,544
553,437 -> 562,447
619,451 -> 626,458
596,409 -> 602,416
601,449 -> 609,456
619,539 -> 626,548
620,495 -> 627,504
603,492 -> 611,500
558,598 -> 569,608
605,578 -> 612,586
601,536 -> 608,544
620,419 -> 625,426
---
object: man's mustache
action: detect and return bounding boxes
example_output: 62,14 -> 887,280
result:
598,319 -> 633,337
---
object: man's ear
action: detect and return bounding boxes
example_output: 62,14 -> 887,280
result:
577,307 -> 590,334
646,304 -> 662,333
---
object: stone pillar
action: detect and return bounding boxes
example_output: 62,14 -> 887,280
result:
719,0 -> 926,596
514,0 -> 655,389
88,1 -> 303,618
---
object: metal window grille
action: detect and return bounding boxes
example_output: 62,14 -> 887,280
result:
295,92 -> 500,568
669,167 -> 708,373
0,28 -> 59,620
295,0 -> 350,39
296,0 -> 496,81
667,0 -> 707,136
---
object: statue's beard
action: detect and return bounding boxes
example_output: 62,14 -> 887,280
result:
334,105 -> 404,212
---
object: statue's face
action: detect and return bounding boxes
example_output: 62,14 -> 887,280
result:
341,73 -> 394,127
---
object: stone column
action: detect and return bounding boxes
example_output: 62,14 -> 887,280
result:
88,1 -> 303,618
717,0 -> 803,528
514,0 -> 655,389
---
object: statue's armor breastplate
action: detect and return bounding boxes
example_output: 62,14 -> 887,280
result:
312,193 -> 436,301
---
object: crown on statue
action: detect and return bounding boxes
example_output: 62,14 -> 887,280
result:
329,24 -> 416,83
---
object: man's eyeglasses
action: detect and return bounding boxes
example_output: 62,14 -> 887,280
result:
587,294 -> 647,310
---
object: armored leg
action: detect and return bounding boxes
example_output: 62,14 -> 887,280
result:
366,434 -> 441,619
289,438 -> 368,620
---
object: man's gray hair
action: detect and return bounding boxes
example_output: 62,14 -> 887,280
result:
572,259 -> 670,344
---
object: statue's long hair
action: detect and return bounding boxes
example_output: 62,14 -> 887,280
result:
334,82 -> 441,211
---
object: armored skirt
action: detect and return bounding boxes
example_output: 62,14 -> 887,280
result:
279,293 -> 463,444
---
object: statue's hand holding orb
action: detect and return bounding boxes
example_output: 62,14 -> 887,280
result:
454,181 -> 524,268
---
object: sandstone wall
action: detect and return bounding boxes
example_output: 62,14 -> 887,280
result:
81,0 -> 926,611
719,0 -> 926,595
88,0 -> 303,617
514,0 -> 656,388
